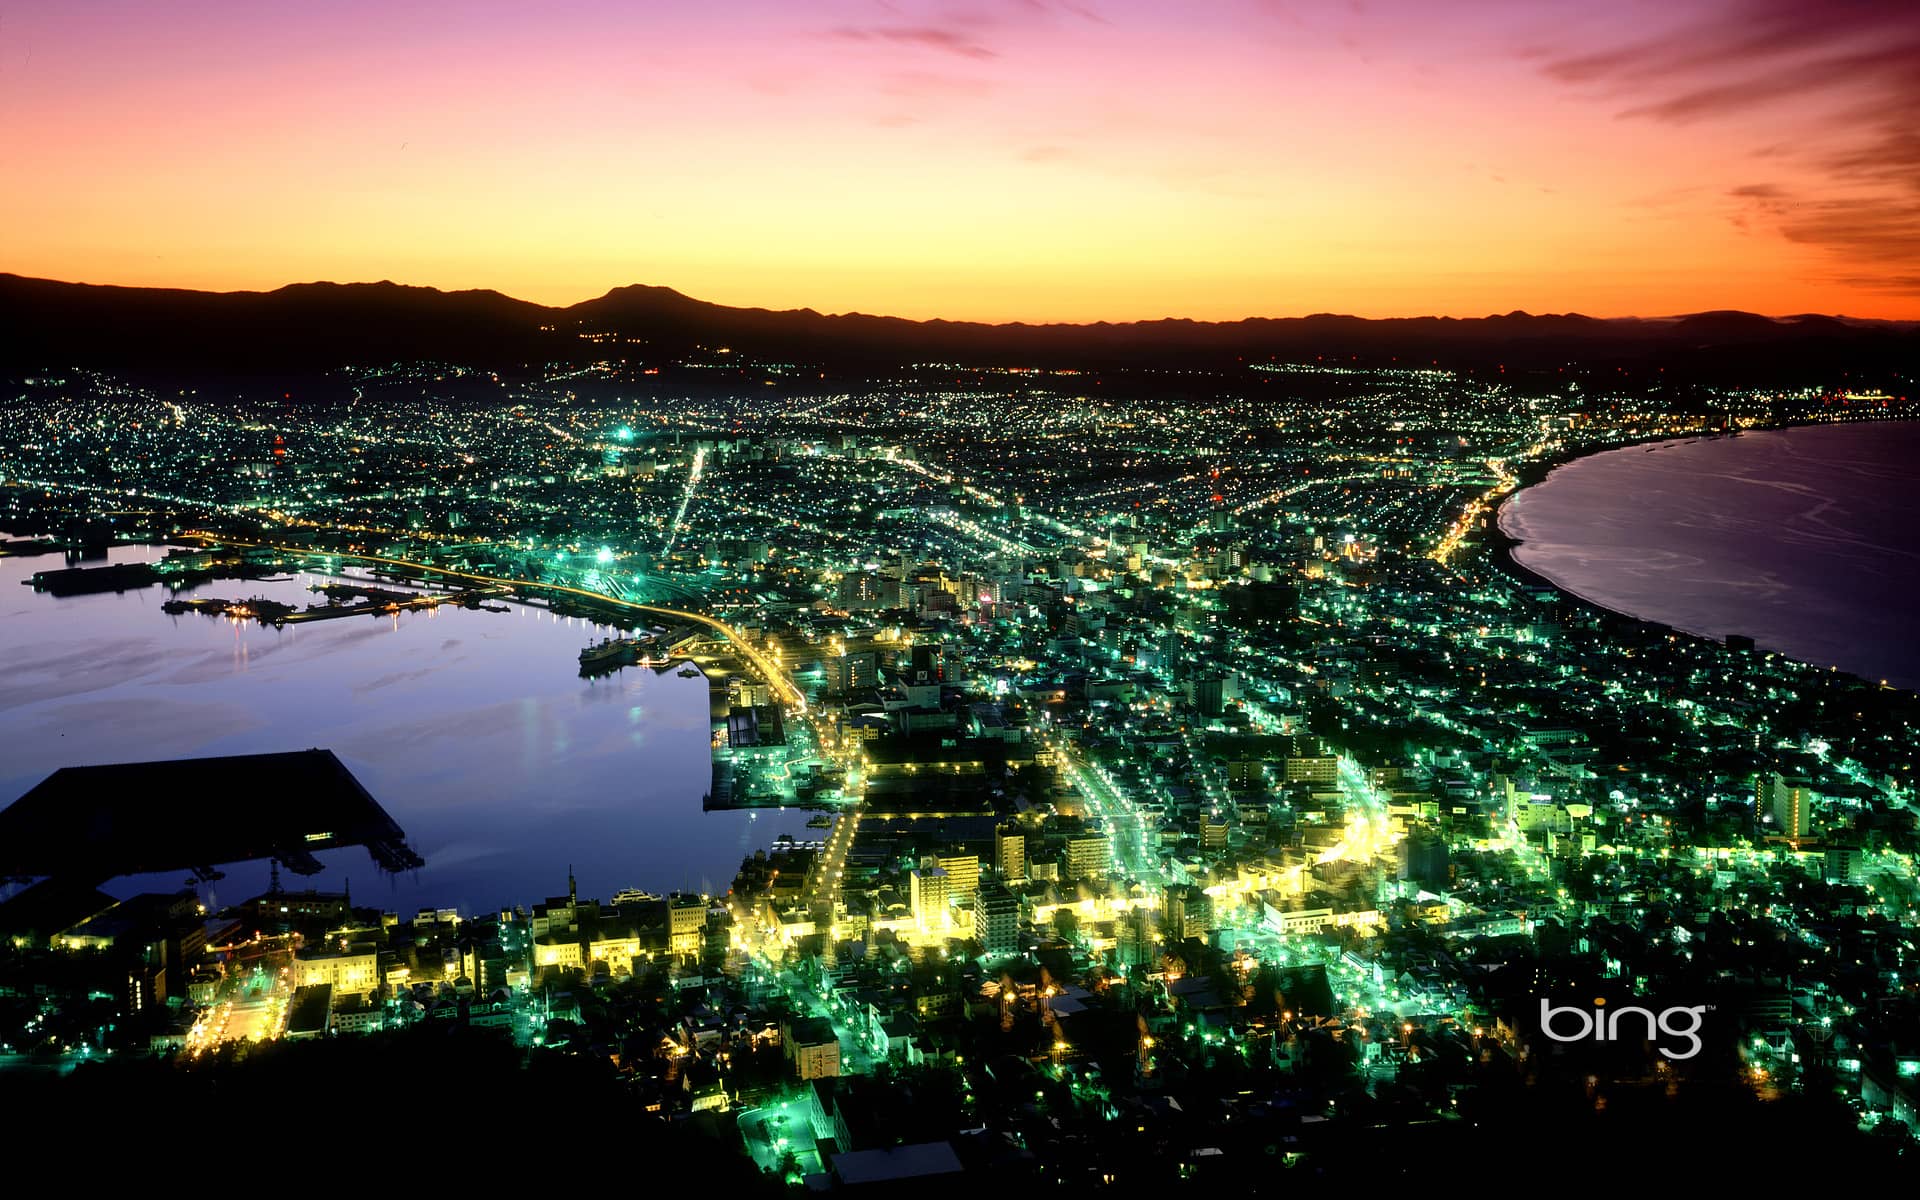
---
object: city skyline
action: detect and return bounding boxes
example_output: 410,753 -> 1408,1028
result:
4,0 -> 1918,1173
5,0 -> 1919,321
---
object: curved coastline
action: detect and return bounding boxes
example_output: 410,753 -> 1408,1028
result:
1489,434 -> 1722,634
1485,418 -> 1920,696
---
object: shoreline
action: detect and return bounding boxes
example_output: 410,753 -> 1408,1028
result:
1481,416 -> 1920,697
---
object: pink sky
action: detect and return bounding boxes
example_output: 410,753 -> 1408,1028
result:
2,0 -> 1916,319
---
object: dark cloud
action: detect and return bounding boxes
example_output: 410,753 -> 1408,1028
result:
1537,0 -> 1920,293
1780,204 -> 1920,273
1618,44 -> 1917,124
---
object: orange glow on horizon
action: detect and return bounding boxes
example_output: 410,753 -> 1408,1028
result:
4,2 -> 1917,322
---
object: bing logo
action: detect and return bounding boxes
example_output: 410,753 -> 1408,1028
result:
1538,997 -> 1709,1060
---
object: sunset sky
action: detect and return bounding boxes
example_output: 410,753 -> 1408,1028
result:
3,0 -> 1916,320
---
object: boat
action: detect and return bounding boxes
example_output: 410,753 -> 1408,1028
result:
677,665 -> 701,678
580,637 -> 641,671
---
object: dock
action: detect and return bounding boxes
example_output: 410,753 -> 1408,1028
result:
160,583 -> 509,626
0,748 -> 426,887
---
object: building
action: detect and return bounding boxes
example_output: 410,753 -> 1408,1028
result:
1201,814 -> 1229,851
1759,772 -> 1815,842
1116,904 -> 1155,968
285,984 -> 333,1039
1165,884 -> 1213,942
995,826 -> 1027,882
731,679 -> 772,708
978,879 -> 1020,958
332,997 -> 386,1035
909,642 -> 946,685
837,651 -> 879,693
1284,754 -> 1339,784
787,1016 -> 842,1080
668,893 -> 708,958
531,869 -> 584,940
242,887 -> 352,928
588,934 -> 643,976
936,854 -> 978,903
293,944 -> 379,1001
1399,827 -> 1450,888
910,867 -> 950,931
1066,835 -> 1109,881
831,1142 -> 964,1188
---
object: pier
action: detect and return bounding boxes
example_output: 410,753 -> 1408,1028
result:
160,582 -> 509,626
0,748 -> 426,887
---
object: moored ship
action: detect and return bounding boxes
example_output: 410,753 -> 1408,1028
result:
580,636 -> 641,673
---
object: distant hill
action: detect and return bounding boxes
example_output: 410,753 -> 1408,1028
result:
2,272 -> 1914,377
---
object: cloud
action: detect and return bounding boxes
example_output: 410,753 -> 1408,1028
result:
824,0 -> 1108,68
1617,44 -> 1916,125
1536,0 -> 1920,292
830,25 -> 997,59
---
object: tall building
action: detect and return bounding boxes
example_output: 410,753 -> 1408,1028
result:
936,854 -> 979,903
995,826 -> 1027,882
1164,884 -> 1213,943
1398,827 -> 1450,888
837,651 -> 879,694
1201,814 -> 1229,851
1066,835 -> 1109,881
1115,904 -> 1154,969
1759,772 -> 1815,841
837,573 -> 883,611
910,867 -> 950,931
910,642 -> 946,685
786,1016 -> 842,1080
668,893 -> 708,958
978,879 -> 1020,958
1283,753 -> 1339,784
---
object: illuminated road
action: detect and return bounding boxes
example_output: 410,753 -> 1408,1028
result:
661,446 -> 706,557
804,811 -> 860,910
1324,755 -> 1400,866
1429,435 -> 1555,564
1052,737 -> 1162,886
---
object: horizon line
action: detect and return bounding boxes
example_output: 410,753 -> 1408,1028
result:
3,271 -> 1894,329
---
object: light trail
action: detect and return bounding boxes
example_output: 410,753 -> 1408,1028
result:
662,446 -> 706,557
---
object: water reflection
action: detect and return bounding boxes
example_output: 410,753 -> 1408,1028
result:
0,541 -> 808,912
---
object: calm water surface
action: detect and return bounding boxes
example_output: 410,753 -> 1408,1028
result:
1500,420 -> 1920,692
0,543 -> 809,913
